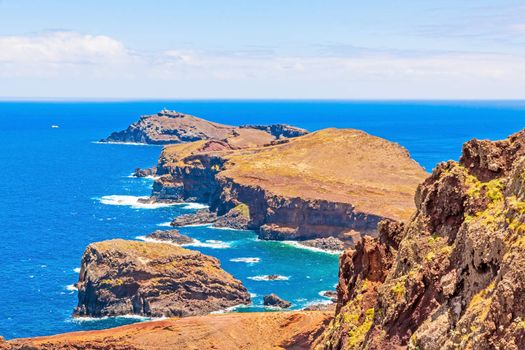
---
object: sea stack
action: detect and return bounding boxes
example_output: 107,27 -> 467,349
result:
74,239 -> 250,318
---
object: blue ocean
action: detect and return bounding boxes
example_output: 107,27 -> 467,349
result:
1,100 -> 524,340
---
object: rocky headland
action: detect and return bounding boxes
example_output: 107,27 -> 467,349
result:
314,129 -> 525,349
100,109 -> 308,145
151,128 -> 427,245
74,239 -> 250,318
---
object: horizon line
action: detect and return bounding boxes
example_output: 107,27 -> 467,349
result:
1,97 -> 525,103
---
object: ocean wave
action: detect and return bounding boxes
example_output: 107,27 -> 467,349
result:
69,314 -> 165,324
184,239 -> 231,249
157,221 -> 172,227
302,299 -> 333,309
97,195 -> 179,209
179,223 -> 213,227
65,284 -> 78,292
210,303 -> 253,314
92,141 -> 158,147
73,267 -> 81,273
127,173 -> 160,180
181,203 -> 209,210
248,275 -> 289,281
135,235 -> 196,247
281,240 -> 343,255
230,257 -> 260,264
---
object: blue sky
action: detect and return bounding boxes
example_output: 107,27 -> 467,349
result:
1,0 -> 524,99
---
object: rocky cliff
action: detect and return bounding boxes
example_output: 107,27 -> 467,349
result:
74,239 -> 250,318
3,311 -> 332,350
100,109 -> 308,145
151,128 -> 427,244
314,129 -> 525,349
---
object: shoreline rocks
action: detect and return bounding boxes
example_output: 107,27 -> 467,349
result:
145,229 -> 193,245
299,237 -> 347,252
263,294 -> 292,308
133,167 -> 156,178
74,239 -> 250,318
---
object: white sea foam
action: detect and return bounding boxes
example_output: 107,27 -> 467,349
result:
230,257 -> 260,264
65,284 -> 78,292
97,195 -> 179,209
126,173 -> 160,180
250,293 -> 257,298
179,223 -> 213,227
73,267 -> 81,273
302,299 -> 333,309
181,203 -> 209,210
210,303 -> 251,314
281,240 -> 343,255
248,275 -> 289,281
184,239 -> 231,249
92,141 -> 158,147
209,226 -> 251,232
157,221 -> 172,227
69,314 -> 165,323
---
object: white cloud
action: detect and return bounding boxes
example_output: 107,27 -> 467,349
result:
1,31 -> 525,98
0,31 -> 129,64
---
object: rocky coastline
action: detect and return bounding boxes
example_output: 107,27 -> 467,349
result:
149,128 -> 427,246
4,116 -> 525,349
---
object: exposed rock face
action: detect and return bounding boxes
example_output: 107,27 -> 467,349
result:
315,129 -> 525,350
4,311 -> 332,350
264,294 -> 292,308
170,206 -> 250,230
322,291 -> 338,302
74,239 -> 250,318
133,167 -> 156,178
152,128 -> 427,243
101,109 -> 308,145
301,237 -> 347,252
239,124 -> 308,139
171,208 -> 218,227
145,229 -> 193,245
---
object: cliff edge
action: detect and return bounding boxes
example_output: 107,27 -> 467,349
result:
314,129 -> 525,349
152,128 -> 428,243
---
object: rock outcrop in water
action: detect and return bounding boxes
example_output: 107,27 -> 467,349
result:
74,239 -> 250,318
264,294 -> 292,308
152,128 -> 427,244
100,109 -> 308,145
3,311 -> 332,350
314,129 -> 525,350
145,229 -> 193,245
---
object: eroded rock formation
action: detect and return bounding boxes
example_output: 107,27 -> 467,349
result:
74,239 -> 250,318
315,129 -> 525,350
152,128 -> 427,244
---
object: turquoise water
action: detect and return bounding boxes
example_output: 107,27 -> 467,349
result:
1,100 -> 524,339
